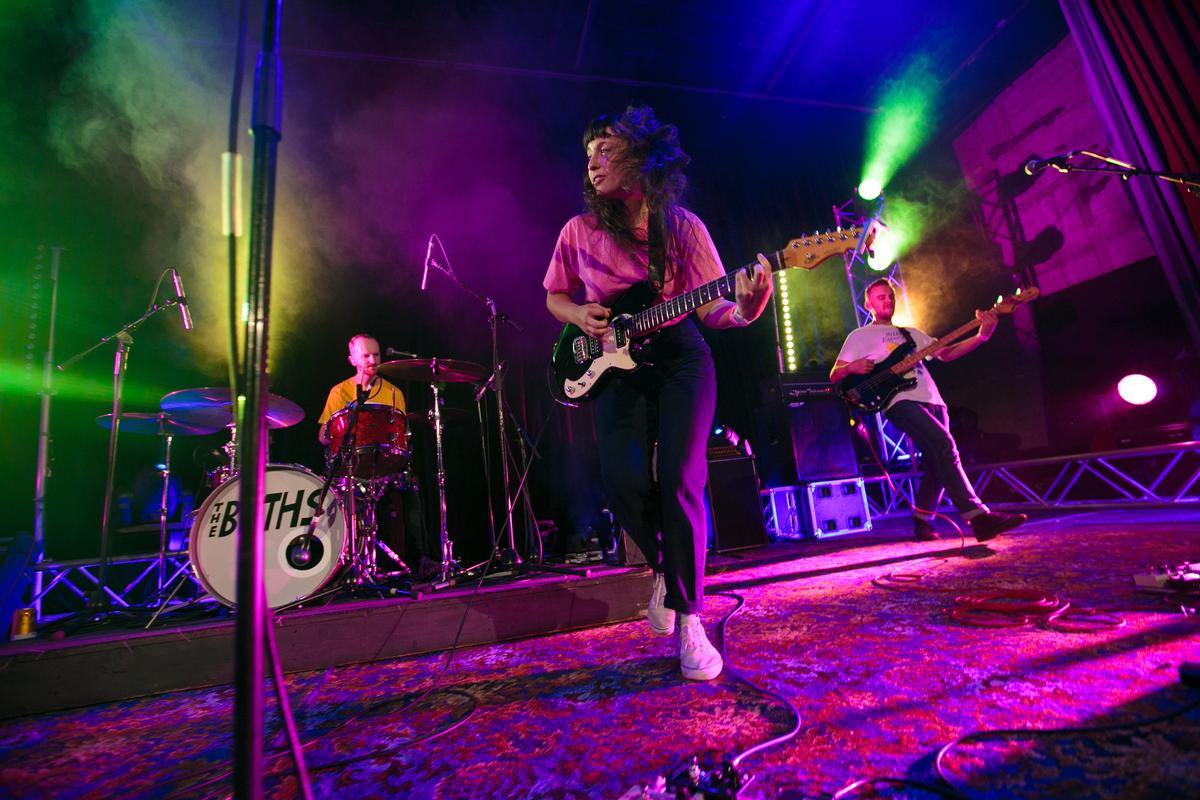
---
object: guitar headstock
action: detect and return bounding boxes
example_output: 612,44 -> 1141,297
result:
992,286 -> 1040,313
779,220 -> 877,271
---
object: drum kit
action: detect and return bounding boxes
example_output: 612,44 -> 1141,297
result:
99,357 -> 491,615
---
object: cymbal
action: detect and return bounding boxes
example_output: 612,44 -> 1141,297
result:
96,412 -> 222,437
377,358 -> 488,384
160,387 -> 305,430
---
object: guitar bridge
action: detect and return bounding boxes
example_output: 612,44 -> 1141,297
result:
572,335 -> 601,365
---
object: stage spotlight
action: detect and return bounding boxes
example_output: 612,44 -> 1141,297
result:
867,227 -> 900,271
1117,374 -> 1157,405
858,178 -> 883,201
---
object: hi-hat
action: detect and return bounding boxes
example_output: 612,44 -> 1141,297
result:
160,387 -> 305,430
95,411 -> 221,437
377,358 -> 487,384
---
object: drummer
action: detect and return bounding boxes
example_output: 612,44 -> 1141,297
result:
318,332 -> 434,577
317,333 -> 405,445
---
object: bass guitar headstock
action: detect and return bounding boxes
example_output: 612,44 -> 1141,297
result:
992,286 -> 1040,314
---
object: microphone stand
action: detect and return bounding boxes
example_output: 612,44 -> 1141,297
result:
235,2 -> 284,797
57,294 -> 187,618
1034,149 -> 1200,192
306,387 -> 364,580
426,252 -> 588,578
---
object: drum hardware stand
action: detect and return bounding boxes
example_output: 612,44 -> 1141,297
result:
422,245 -> 588,581
429,375 -> 463,584
144,562 -> 212,629
504,405 -> 546,560
55,277 -> 188,620
156,431 -> 174,594
339,475 -> 413,589
138,424 -> 183,611
299,387 -> 367,572
315,396 -> 414,596
219,421 -> 239,484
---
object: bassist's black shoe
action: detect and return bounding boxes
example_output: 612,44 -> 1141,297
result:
914,518 -> 938,541
969,511 -> 1027,542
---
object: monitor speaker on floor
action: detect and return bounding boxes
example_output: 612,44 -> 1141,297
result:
707,455 -> 768,553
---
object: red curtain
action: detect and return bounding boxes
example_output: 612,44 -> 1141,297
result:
1092,0 -> 1200,241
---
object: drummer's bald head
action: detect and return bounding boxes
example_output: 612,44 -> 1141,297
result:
348,333 -> 378,354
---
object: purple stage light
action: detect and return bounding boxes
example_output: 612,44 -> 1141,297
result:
1117,374 -> 1157,405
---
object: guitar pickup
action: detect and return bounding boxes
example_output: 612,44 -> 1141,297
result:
572,335 -> 602,365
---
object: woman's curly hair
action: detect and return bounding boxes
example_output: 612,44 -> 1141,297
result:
582,106 -> 691,278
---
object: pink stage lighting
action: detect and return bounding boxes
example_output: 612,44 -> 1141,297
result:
1117,374 -> 1157,405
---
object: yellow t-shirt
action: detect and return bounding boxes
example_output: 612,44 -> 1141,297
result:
318,377 -> 407,425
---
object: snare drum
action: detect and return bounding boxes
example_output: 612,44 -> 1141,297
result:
326,402 -> 409,478
190,464 -> 347,609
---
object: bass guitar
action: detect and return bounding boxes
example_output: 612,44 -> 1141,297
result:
548,225 -> 875,405
836,286 -> 1039,413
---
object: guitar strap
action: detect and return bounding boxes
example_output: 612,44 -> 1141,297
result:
647,209 -> 665,293
898,327 -> 921,377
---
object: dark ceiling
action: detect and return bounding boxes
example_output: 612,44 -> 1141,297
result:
282,0 -> 1068,128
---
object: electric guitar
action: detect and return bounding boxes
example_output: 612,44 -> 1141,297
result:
836,286 -> 1040,413
548,225 -> 875,405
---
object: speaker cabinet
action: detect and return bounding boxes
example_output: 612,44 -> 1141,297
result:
753,391 -> 858,486
706,455 -> 768,554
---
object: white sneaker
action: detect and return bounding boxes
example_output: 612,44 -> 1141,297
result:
647,573 -> 676,635
678,613 -> 723,681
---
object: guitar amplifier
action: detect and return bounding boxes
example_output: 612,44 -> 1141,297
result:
781,381 -> 838,404
706,455 -> 768,554
753,378 -> 859,487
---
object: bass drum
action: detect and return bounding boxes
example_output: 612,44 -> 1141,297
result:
190,464 -> 346,609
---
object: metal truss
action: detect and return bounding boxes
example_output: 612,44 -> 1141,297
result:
859,441 -> 1200,518
31,551 -> 210,622
832,196 -> 921,470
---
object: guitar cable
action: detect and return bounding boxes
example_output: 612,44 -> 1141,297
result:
856,410 -> 972,590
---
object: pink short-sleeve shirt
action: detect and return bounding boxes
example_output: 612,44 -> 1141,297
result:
543,208 -> 725,309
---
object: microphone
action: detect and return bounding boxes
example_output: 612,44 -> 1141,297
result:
385,347 -> 419,358
421,235 -> 434,291
1024,152 -> 1076,176
169,269 -> 193,331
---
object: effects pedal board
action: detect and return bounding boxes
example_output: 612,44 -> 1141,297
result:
1133,561 -> 1200,593
619,756 -> 752,799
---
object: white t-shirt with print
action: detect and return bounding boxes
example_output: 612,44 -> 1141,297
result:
835,324 -> 945,410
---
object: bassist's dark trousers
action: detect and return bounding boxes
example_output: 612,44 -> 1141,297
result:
886,400 -> 986,518
594,318 -> 715,614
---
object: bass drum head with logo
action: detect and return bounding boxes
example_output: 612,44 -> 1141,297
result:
190,465 -> 346,609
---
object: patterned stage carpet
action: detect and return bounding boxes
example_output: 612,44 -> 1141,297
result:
2,509 -> 1198,799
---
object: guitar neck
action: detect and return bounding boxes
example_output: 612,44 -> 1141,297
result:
629,250 -> 788,336
890,318 -> 981,374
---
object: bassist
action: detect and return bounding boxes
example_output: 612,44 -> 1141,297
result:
543,106 -> 772,681
830,278 -> 1025,542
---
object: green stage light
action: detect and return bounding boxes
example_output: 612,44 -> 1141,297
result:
858,179 -> 883,201
860,54 -> 939,211
0,359 -> 163,406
